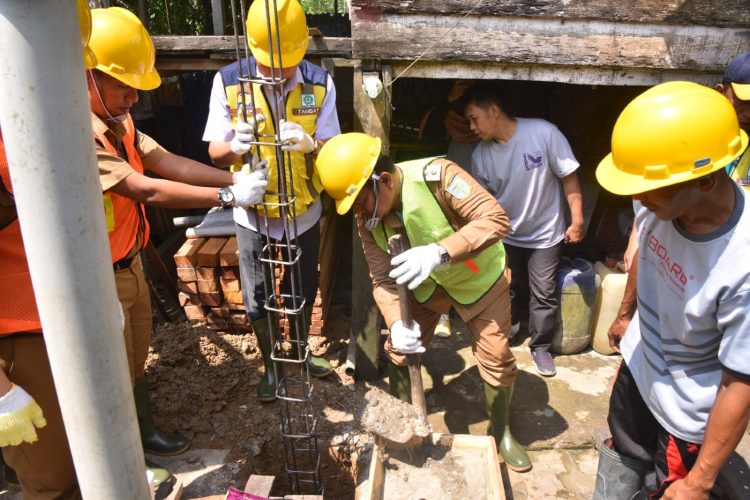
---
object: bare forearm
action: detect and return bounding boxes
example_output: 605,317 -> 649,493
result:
150,152 -> 233,187
109,174 -> 221,209
687,375 -> 750,491
208,141 -> 240,168
562,173 -> 584,224
618,251 -> 638,320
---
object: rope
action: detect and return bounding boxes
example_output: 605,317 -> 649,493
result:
387,0 -> 485,88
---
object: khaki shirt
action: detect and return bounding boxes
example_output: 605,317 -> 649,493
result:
356,159 -> 510,328
92,112 -> 167,192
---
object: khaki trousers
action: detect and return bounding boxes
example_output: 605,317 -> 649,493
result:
0,334 -> 80,499
114,257 -> 152,383
384,271 -> 518,387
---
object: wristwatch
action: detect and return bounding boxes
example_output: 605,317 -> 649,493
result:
436,244 -> 451,265
218,187 -> 235,208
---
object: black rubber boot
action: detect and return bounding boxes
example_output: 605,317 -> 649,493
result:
0,453 -> 19,490
297,306 -> 332,378
387,362 -> 412,404
592,441 -> 649,499
134,377 -> 190,456
483,382 -> 532,472
252,318 -> 278,402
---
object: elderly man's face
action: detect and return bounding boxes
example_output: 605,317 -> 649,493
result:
632,180 -> 703,221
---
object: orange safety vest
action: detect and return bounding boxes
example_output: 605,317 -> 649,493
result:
0,131 -> 42,335
94,115 -> 150,263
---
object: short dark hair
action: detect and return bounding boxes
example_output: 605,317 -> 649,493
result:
374,154 -> 396,176
463,81 -> 507,112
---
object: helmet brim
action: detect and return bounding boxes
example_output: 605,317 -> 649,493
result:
102,67 -> 161,91
596,130 -> 749,195
333,140 -> 381,215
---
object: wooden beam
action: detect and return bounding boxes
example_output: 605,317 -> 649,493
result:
388,61 -> 722,88
210,0 -> 225,35
152,36 -> 351,58
351,13 -> 749,74
349,0 -> 750,27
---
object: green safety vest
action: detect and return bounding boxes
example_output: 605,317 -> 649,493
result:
371,157 -> 506,305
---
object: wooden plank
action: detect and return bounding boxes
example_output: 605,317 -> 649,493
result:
244,475 -> 275,497
225,290 -> 244,306
351,13 -> 749,74
349,0 -> 750,27
197,278 -> 220,294
219,237 -> 240,267
195,238 -> 228,267
184,305 -> 207,320
174,238 -> 206,267
152,36 -> 351,57
178,292 -> 201,307
222,266 -> 241,280
196,266 -> 220,281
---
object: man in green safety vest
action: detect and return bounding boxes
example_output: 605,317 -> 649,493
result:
315,132 -> 532,472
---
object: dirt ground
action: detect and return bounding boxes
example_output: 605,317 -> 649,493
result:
145,304 -> 373,499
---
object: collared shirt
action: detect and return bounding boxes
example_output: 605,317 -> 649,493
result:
357,160 -> 510,328
203,66 -> 340,239
92,112 -> 167,191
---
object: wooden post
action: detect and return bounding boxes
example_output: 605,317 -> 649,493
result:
350,64 -> 392,381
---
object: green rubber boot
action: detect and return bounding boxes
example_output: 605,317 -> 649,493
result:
252,318 -> 278,402
145,458 -> 171,487
483,382 -> 532,472
134,378 -> 190,456
387,362 -> 412,404
297,306 -> 332,378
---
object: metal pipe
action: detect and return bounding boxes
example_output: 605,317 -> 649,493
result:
0,2 -> 149,498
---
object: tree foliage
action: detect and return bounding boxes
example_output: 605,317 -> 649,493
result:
104,0 -> 344,35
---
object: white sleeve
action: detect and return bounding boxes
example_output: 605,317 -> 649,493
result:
546,124 -> 579,178
313,74 -> 341,141
202,72 -> 234,143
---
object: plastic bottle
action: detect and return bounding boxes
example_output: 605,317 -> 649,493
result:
590,261 -> 627,355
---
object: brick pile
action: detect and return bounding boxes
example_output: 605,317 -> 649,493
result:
173,236 -> 324,336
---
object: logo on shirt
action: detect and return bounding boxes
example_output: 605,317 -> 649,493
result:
523,151 -> 544,171
644,229 -> 690,291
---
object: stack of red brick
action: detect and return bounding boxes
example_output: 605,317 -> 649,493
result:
173,236 -> 323,336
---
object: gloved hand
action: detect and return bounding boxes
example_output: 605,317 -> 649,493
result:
230,115 -> 265,156
231,166 -> 268,207
390,320 -> 425,354
0,384 -> 47,446
232,153 -> 267,183
389,243 -> 443,290
279,119 -> 315,153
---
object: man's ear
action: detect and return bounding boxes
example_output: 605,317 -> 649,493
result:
715,82 -> 728,94
697,172 -> 719,191
380,171 -> 393,188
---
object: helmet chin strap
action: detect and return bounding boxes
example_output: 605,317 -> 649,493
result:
88,70 -> 127,122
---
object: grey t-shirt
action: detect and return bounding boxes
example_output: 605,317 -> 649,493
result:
471,118 -> 579,248
621,188 -> 750,443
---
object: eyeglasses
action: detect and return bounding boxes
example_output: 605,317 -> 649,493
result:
364,174 -> 380,231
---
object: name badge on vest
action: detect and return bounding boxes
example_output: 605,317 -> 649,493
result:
293,90 -> 320,116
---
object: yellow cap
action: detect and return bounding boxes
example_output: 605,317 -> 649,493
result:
597,81 -> 748,195
246,0 -> 309,69
77,0 -> 97,69
316,133 -> 382,215
89,7 -> 160,90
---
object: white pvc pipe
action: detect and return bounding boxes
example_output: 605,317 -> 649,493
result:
0,1 -> 150,498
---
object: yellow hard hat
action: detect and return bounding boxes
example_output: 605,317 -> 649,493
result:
597,81 -> 749,195
77,0 -> 97,69
316,133 -> 382,215
245,0 -> 309,69
89,7 -> 160,90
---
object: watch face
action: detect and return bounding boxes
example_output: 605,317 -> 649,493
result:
220,188 -> 234,204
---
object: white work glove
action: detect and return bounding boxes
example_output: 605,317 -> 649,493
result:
229,115 -> 265,156
231,166 -> 268,207
0,384 -> 47,446
389,243 -> 443,290
279,119 -> 315,153
390,320 -> 425,354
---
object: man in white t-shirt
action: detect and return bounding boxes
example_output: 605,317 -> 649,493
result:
202,0 -> 340,402
593,81 -> 750,499
464,82 -> 585,377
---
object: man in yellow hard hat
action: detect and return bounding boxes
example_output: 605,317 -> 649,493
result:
593,81 -> 750,499
202,0 -> 341,402
0,1 -> 96,497
316,132 -> 532,472
86,6 -> 268,475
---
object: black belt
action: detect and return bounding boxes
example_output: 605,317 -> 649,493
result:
113,254 -> 136,271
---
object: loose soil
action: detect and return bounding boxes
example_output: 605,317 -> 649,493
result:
146,304 -> 373,499
361,386 -> 431,449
